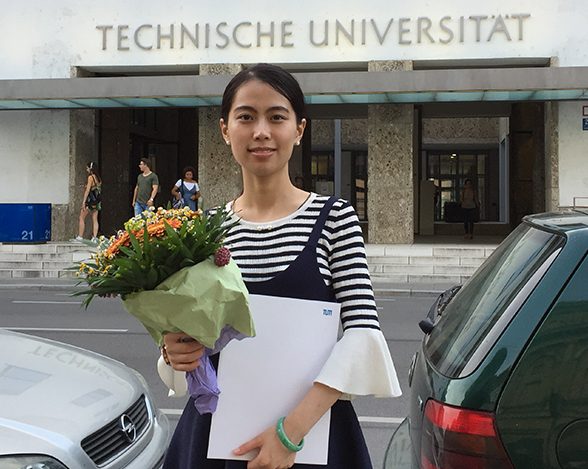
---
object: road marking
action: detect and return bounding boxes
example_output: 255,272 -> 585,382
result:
1,327 -> 128,333
377,298 -> 397,302
161,408 -> 184,416
160,408 -> 403,425
12,300 -> 82,305
358,416 -> 404,424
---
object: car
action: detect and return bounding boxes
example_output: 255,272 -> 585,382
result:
0,328 -> 170,468
384,210 -> 588,469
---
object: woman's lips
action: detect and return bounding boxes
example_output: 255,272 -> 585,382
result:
248,147 -> 275,157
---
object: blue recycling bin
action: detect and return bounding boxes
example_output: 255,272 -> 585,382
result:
0,204 -> 51,242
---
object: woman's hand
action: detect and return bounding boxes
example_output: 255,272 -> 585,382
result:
234,425 -> 296,469
162,332 -> 205,372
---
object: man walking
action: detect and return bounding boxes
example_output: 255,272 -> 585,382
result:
132,157 -> 159,216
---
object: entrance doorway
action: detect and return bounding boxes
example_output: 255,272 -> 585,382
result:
98,107 -> 198,235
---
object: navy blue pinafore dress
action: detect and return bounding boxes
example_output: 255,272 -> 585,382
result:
163,197 -> 372,469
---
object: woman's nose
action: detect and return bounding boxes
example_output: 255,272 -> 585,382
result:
253,119 -> 270,139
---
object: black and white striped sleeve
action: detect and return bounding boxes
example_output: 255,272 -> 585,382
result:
314,199 -> 402,398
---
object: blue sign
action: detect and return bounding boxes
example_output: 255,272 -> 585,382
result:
0,204 -> 51,242
583,118 -> 588,131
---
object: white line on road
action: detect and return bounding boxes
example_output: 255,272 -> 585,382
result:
12,300 -> 82,305
160,408 -> 404,425
377,298 -> 397,302
358,416 -> 404,424
1,327 -> 128,333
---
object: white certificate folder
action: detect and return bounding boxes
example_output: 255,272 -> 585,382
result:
208,294 -> 341,465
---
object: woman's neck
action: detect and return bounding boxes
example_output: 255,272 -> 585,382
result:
235,176 -> 309,222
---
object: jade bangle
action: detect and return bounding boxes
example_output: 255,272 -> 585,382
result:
276,417 -> 304,452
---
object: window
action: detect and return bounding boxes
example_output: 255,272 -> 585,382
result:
426,151 -> 495,222
425,223 -> 563,378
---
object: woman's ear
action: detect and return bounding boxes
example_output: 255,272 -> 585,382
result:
219,118 -> 230,145
296,118 -> 307,143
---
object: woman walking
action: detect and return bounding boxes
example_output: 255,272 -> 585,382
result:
76,161 -> 101,242
171,166 -> 200,211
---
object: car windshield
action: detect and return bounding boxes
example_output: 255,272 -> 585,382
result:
425,223 -> 564,378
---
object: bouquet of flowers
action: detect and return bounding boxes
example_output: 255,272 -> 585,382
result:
74,206 -> 254,414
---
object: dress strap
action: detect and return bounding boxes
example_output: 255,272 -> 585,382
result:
308,196 -> 337,248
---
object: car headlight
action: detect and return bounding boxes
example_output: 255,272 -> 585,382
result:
0,455 -> 68,469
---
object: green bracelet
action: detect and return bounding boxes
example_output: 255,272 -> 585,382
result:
275,417 -> 304,452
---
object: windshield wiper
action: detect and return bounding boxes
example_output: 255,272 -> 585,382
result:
419,285 -> 462,334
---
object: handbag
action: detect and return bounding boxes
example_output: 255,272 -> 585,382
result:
172,181 -> 185,209
86,187 -> 101,207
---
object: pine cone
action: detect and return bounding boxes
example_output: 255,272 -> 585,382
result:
214,247 -> 231,267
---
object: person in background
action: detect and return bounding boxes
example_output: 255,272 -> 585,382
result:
171,166 -> 200,211
132,157 -> 159,216
460,178 -> 479,240
159,63 -> 401,469
75,161 -> 101,243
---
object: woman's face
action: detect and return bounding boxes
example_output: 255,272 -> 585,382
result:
184,171 -> 193,180
220,80 -> 305,180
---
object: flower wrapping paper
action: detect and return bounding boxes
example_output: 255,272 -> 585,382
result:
122,258 -> 254,413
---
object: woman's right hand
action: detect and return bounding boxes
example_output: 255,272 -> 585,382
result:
162,332 -> 205,372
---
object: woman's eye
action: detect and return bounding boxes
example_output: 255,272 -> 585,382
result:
271,114 -> 287,121
236,114 -> 253,121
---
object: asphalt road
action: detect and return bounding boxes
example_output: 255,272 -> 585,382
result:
0,286 -> 434,469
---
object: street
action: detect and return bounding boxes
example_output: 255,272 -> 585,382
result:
0,285 -> 434,469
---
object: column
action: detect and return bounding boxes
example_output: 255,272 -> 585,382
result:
367,61 -> 414,244
198,63 -> 243,210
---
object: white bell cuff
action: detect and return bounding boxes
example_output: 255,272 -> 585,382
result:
314,328 -> 402,398
156,355 -> 188,397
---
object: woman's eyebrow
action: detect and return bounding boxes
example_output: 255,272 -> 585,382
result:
233,105 -> 290,113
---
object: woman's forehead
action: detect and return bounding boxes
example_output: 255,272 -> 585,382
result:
231,80 -> 292,112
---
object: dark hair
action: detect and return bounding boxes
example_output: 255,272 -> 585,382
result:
87,161 -> 101,182
140,157 -> 151,168
221,63 -> 306,123
464,178 -> 472,185
182,166 -> 196,179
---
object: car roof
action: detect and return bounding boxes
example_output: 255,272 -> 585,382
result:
524,210 -> 588,234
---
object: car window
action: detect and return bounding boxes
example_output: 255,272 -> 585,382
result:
425,223 -> 564,378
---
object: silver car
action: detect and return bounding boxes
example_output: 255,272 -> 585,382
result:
0,329 -> 170,468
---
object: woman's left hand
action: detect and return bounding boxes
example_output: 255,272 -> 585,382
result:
234,426 -> 296,469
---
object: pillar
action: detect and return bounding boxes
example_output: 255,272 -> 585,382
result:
367,61 -> 414,244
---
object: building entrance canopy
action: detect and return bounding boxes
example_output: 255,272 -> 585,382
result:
1,66 -> 588,110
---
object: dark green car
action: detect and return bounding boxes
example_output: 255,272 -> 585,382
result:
384,210 -> 588,469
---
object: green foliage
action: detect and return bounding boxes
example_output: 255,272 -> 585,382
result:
73,208 -> 237,308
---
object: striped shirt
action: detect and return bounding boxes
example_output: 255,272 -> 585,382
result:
225,193 -> 380,332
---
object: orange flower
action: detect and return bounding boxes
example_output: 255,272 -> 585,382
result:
105,232 -> 130,257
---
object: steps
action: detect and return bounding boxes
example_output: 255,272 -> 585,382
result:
0,241 -> 498,283
0,243 -> 94,279
366,243 -> 497,284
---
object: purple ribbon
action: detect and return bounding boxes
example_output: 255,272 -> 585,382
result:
185,325 -> 247,414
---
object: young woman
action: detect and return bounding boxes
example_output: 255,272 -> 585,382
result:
171,166 -> 200,211
76,161 -> 101,242
160,64 -> 401,469
460,178 -> 479,240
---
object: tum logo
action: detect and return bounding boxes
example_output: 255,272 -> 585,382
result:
323,308 -> 333,316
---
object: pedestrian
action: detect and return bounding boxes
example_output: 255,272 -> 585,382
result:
159,63 -> 401,469
171,166 -> 200,211
460,178 -> 479,239
132,157 -> 159,216
75,161 -> 101,242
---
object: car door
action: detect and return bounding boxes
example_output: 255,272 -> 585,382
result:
496,251 -> 588,468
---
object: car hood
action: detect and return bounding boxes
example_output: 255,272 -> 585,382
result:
0,329 -> 143,454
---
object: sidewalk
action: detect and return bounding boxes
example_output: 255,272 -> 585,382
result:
0,277 -> 81,291
0,276 -> 455,297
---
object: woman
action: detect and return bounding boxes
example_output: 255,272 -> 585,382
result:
160,64 -> 401,469
76,161 -> 101,242
171,166 -> 200,211
460,178 -> 479,240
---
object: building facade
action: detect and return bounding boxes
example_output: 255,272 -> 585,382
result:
1,0 -> 587,242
